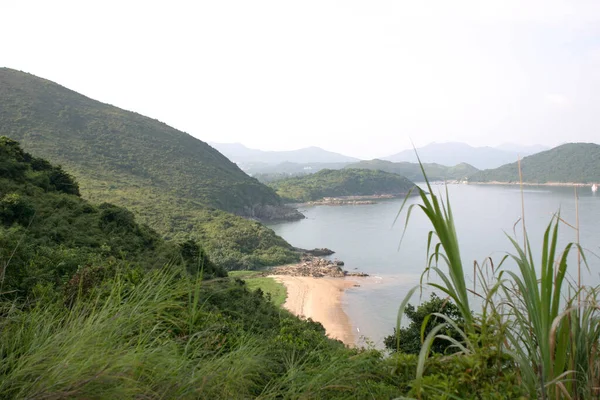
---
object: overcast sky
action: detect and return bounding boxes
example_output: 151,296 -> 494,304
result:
3,0 -> 600,159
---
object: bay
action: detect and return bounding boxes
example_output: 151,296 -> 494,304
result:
268,184 -> 600,347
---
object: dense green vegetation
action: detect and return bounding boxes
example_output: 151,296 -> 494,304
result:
345,159 -> 478,182
269,168 -> 416,203
1,263 -> 527,399
228,271 -> 287,307
0,141 -> 554,398
0,68 -> 301,270
470,142 -> 600,183
384,293 -> 464,355
0,137 -> 225,298
0,68 -> 284,216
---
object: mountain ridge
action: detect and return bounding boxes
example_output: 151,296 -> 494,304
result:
268,169 -> 416,203
383,142 -> 545,170
0,67 -> 297,220
469,143 -> 600,184
344,159 -> 479,182
210,142 -> 360,165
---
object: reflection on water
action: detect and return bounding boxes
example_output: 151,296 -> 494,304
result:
269,184 -> 600,347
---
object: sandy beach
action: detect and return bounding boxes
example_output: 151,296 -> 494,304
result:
270,275 -> 357,346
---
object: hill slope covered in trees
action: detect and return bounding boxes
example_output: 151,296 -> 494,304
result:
0,68 -> 297,219
0,68 -> 301,270
469,143 -> 600,183
345,159 -> 478,182
269,169 -> 416,203
0,137 -> 226,298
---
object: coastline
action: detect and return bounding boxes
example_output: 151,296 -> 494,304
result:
270,275 -> 357,346
469,181 -> 596,187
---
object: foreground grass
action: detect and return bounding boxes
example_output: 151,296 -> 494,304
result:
0,267 -> 410,399
229,271 -> 288,307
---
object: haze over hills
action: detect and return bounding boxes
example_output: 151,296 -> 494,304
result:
210,142 -> 360,166
383,142 -> 546,170
244,161 -> 352,178
345,159 -> 479,182
0,68 -> 302,270
495,143 -> 550,154
469,143 -> 600,184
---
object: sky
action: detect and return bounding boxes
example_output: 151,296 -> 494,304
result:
2,0 -> 600,159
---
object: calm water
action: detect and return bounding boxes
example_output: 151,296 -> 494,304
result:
268,184 -> 600,347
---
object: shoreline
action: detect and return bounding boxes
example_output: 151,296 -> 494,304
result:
270,275 -> 357,346
469,181 -> 597,187
287,193 -> 416,207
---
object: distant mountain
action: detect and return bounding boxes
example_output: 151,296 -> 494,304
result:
469,143 -> 600,184
210,142 -> 360,165
268,169 -> 416,203
0,68 -> 302,270
245,161 -> 350,176
345,159 -> 478,182
383,142 -> 543,170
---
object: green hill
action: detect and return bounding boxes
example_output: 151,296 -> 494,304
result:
345,159 -> 479,182
0,68 -> 301,270
0,137 -> 226,297
469,143 -> 600,184
269,168 -> 416,203
0,68 -> 297,219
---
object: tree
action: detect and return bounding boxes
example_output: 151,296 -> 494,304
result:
384,293 -> 464,354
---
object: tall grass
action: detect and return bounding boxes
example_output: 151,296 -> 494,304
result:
0,268 -> 271,399
0,265 -> 415,399
396,166 -> 600,399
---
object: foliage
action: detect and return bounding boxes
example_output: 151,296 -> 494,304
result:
385,351 -> 526,399
396,160 -> 600,398
384,293 -> 464,355
269,168 -> 417,203
345,159 -> 479,182
0,139 -> 225,298
470,142 -> 600,183
0,69 -> 301,270
0,267 -> 411,399
0,68 -> 283,216
228,271 -> 287,307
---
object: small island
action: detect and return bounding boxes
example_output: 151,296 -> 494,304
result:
268,168 -> 417,204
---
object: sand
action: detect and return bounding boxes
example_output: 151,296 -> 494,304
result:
270,275 -> 357,346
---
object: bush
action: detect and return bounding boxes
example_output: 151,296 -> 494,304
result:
384,293 -> 464,355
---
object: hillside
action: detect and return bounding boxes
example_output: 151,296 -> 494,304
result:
469,143 -> 600,184
383,142 -> 537,169
0,137 -> 226,297
210,142 -> 359,165
345,159 -> 478,182
0,68 -> 302,220
0,69 -> 302,270
269,169 -> 416,203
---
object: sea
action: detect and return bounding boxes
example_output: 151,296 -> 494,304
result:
267,184 -> 600,347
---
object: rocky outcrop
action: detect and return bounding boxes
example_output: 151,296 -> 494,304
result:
270,256 -> 368,278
